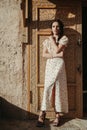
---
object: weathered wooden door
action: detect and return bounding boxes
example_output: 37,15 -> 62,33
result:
29,0 -> 82,118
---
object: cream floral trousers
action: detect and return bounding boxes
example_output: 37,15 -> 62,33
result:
41,58 -> 68,113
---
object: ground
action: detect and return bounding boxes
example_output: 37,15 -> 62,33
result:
0,118 -> 87,130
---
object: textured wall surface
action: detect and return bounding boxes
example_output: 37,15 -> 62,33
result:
0,0 -> 29,119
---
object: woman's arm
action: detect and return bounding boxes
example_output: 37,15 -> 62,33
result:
49,36 -> 65,53
42,45 -> 53,58
53,51 -> 64,58
54,44 -> 65,53
43,45 -> 64,59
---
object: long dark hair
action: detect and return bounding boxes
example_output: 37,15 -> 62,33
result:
51,19 -> 64,40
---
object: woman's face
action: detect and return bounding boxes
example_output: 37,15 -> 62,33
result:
51,21 -> 60,35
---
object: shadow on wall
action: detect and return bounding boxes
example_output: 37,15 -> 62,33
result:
0,97 -> 38,120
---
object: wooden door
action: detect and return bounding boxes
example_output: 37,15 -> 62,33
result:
29,0 -> 82,118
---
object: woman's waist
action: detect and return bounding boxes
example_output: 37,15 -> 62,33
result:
49,57 -> 63,60
47,57 -> 64,62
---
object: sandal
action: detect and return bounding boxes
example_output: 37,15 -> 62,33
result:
52,115 -> 60,127
36,112 -> 46,127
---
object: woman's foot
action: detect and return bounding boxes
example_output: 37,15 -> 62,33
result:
52,113 -> 60,127
36,111 -> 46,127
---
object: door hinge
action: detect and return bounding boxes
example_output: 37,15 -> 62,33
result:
30,91 -> 32,104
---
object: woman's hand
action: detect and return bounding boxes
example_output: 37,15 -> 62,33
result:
53,35 -> 58,43
49,35 -> 58,43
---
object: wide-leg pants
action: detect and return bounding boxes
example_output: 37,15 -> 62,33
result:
41,58 -> 68,113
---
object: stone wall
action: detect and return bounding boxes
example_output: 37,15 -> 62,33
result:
0,0 -> 29,119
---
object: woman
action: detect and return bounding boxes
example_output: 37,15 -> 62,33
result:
36,19 -> 69,127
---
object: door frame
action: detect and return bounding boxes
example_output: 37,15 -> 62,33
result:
27,0 -> 83,118
82,1 -> 87,117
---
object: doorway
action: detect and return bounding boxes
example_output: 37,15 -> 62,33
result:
29,0 -> 82,118
82,5 -> 87,116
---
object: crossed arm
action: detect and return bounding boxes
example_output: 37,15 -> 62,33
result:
42,43 -> 65,59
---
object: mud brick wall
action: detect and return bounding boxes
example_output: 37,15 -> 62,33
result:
0,0 -> 29,119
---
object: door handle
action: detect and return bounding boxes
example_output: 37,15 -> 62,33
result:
77,38 -> 82,47
77,64 -> 82,74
